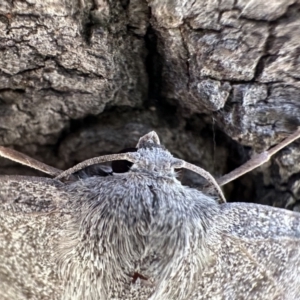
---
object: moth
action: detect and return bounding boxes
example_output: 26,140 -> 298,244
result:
1,129 -> 300,300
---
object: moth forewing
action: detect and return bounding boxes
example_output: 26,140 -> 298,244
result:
0,176 -> 70,300
0,176 -> 68,212
218,202 -> 300,299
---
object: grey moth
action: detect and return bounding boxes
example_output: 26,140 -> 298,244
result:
1,130 -> 300,300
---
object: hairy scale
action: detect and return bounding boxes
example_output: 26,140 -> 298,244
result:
58,146 -> 225,299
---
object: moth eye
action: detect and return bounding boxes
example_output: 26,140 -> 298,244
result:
112,148 -> 137,173
74,164 -> 113,179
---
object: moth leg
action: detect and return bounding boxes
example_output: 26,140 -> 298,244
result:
217,128 -> 300,186
0,146 -> 62,177
0,175 -> 69,214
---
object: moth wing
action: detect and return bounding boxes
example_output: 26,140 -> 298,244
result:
0,175 -> 70,300
193,203 -> 300,299
0,175 -> 70,213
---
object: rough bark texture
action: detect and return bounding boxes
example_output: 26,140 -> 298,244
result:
0,0 -> 300,209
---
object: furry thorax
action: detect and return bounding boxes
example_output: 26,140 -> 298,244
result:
56,146 -> 225,299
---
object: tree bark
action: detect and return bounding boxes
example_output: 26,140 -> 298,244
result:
1,0 -> 300,208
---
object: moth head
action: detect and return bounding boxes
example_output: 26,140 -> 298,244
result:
56,131 -> 225,201
136,131 -> 160,148
129,131 -> 180,177
111,132 -> 164,173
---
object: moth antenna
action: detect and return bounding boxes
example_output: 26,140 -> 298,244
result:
0,146 -> 62,177
55,152 -> 137,180
175,159 -> 226,203
217,127 -> 300,187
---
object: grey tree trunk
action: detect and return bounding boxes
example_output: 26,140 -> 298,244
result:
1,0 -> 300,208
